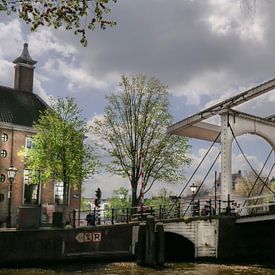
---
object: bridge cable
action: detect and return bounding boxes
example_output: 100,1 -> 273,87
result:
183,151 -> 221,217
228,123 -> 275,194
176,131 -> 221,200
251,161 -> 275,211
241,148 -> 273,209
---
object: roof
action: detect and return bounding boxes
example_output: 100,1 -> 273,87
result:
13,43 -> 37,66
0,85 -> 47,128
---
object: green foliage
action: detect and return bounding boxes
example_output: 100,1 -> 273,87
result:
93,74 -> 191,206
81,197 -> 90,211
0,0 -> 117,46
145,188 -> 173,206
108,187 -> 131,210
24,97 -> 97,202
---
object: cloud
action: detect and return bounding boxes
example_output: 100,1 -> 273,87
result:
0,19 -> 23,60
206,0 -> 266,43
42,59 -> 118,91
83,173 -> 129,198
27,28 -> 77,58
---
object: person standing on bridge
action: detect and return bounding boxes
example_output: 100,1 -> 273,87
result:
86,212 -> 95,226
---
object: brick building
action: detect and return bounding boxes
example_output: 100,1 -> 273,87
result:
0,43 -> 81,227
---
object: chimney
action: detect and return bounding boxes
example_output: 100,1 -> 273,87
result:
13,43 -> 37,92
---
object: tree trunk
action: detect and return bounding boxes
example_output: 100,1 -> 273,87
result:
131,181 -> 138,208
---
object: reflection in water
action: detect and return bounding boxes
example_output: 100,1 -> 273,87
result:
0,262 -> 275,275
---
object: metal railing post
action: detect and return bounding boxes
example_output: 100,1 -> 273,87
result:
209,199 -> 212,222
111,208 -> 115,225
73,210 -> 76,228
126,208 -> 129,223
159,205 -> 162,220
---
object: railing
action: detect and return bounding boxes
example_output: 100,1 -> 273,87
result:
70,194 -> 275,227
238,194 -> 275,216
70,195 -> 240,228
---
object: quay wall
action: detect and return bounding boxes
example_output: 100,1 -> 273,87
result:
218,217 -> 275,262
0,224 -> 134,266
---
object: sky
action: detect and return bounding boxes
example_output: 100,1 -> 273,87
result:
1,0 -> 275,198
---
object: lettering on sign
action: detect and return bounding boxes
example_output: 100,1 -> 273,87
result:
93,232 -> 101,242
75,232 -> 102,243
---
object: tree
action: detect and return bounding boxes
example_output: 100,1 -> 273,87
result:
235,170 -> 271,211
0,0 -> 117,46
24,97 -> 97,204
145,187 -> 173,206
93,74 -> 190,207
235,171 -> 268,197
108,187 -> 131,210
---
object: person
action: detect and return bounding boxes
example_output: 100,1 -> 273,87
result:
86,212 -> 95,226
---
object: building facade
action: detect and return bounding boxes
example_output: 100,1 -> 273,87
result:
0,43 -> 81,227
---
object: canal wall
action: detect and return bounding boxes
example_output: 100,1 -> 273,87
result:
0,224 -> 134,266
218,217 -> 275,262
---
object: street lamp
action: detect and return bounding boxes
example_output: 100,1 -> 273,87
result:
6,166 -> 17,228
190,183 -> 197,201
190,183 -> 198,216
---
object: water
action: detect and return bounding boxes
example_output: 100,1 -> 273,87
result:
0,262 -> 275,275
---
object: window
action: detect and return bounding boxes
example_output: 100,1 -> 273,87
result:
54,182 -> 64,205
1,133 -> 8,142
25,136 -> 33,149
23,170 -> 39,205
0,150 -> 7,158
0,174 -> 5,182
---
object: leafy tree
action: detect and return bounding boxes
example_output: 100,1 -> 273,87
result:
235,171 -> 268,197
235,171 -> 271,211
24,97 -> 97,204
145,187 -> 173,206
108,187 -> 131,210
0,0 -> 117,46
93,74 -> 190,207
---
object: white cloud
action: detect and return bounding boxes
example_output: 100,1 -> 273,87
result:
0,20 -> 23,59
172,70 -> 233,105
42,59 -> 115,91
0,60 -> 13,87
27,28 -> 77,58
205,0 -> 266,43
83,173 -> 129,198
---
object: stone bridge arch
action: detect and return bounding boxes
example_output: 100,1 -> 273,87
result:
163,220 -> 218,258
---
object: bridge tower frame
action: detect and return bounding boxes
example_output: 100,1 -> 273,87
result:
168,77 -> 275,200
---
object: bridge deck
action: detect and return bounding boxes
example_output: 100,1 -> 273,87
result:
236,213 -> 275,223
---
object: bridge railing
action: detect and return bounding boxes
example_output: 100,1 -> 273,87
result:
70,196 -> 240,227
238,194 -> 275,216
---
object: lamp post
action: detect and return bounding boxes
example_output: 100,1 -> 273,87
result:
190,183 -> 197,216
190,183 -> 197,201
6,165 -> 17,228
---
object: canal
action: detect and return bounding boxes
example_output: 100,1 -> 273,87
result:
0,262 -> 275,274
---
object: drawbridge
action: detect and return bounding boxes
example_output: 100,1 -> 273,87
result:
168,77 -> 275,207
